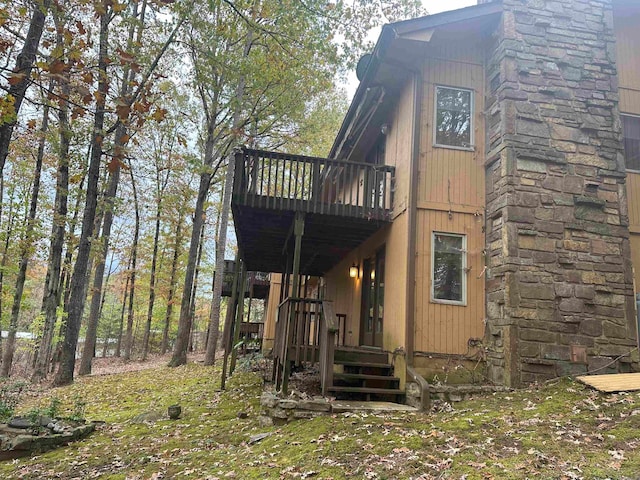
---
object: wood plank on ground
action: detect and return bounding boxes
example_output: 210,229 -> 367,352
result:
576,373 -> 640,393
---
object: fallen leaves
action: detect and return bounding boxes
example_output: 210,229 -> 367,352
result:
4,363 -> 640,479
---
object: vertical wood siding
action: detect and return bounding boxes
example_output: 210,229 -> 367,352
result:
414,210 -> 486,354
414,37 -> 487,355
615,5 -> 640,289
323,79 -> 414,350
262,273 -> 281,351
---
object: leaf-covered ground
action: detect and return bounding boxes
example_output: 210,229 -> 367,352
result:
2,359 -> 640,479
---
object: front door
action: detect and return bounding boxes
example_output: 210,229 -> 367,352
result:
360,249 -> 385,347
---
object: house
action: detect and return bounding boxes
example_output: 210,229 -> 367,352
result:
230,0 -> 640,399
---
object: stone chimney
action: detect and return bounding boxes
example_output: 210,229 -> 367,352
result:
484,0 -> 639,386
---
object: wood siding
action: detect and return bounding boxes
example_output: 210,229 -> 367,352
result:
414,37 -> 487,355
262,273 -> 281,352
324,77 -> 414,352
615,4 -> 640,290
414,210 -> 486,354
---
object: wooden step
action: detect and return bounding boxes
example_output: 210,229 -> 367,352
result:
334,373 -> 400,382
335,360 -> 393,369
328,386 -> 403,395
335,347 -> 388,364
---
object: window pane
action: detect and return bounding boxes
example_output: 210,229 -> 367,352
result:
623,115 -> 640,171
436,87 -> 472,147
433,234 -> 464,302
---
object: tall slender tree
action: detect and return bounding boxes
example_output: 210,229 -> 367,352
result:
0,0 -> 51,176
1,86 -> 49,376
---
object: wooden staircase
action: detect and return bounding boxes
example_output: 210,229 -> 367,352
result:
327,347 -> 403,401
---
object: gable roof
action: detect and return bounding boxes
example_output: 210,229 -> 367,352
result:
330,1 -> 503,160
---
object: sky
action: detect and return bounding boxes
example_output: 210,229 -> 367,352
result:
345,0 -> 477,99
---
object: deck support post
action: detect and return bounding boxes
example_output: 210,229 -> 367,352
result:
230,260 -> 247,375
281,211 -> 305,395
221,255 -> 241,390
274,254 -> 292,387
243,276 -> 254,354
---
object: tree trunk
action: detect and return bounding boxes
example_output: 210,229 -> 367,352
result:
123,168 -> 140,361
204,155 -> 235,365
168,175 -> 210,366
32,43 -> 70,380
60,146 -> 88,313
53,9 -> 109,387
115,257 -> 131,358
78,159 -> 120,375
203,29 -> 253,366
1,95 -> 48,376
0,0 -> 51,176
161,210 -> 183,354
0,177 -> 14,364
141,199 -> 162,360
188,223 -> 206,353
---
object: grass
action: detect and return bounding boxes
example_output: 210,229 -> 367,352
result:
2,361 -> 640,479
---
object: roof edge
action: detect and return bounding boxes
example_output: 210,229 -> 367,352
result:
329,1 -> 503,159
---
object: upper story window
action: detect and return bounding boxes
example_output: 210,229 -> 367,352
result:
434,86 -> 473,149
622,114 -> 640,171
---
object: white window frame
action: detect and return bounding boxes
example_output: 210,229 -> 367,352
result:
431,232 -> 467,306
433,85 -> 475,151
622,112 -> 640,173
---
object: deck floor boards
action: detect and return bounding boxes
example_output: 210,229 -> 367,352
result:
577,373 -> 640,392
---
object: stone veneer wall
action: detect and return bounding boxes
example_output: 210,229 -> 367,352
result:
484,0 -> 639,386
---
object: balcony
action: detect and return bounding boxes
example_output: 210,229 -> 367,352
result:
232,148 -> 395,276
220,260 -> 270,299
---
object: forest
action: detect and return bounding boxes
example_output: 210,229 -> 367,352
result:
0,0 -> 423,385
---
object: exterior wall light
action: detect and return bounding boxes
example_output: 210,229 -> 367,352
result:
349,263 -> 359,279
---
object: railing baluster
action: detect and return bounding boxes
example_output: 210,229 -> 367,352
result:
267,152 -> 272,205
355,166 -> 361,211
280,156 -> 285,211
319,161 -> 325,215
312,161 -> 320,214
294,157 -> 300,210
382,169 -> 387,212
348,163 -> 353,218
258,152 -> 265,198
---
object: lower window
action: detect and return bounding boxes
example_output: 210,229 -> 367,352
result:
432,232 -> 466,304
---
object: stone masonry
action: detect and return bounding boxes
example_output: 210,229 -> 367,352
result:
484,0 -> 639,386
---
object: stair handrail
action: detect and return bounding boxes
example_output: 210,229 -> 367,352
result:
319,300 -> 339,396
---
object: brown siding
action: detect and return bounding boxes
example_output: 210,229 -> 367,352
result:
262,273 -> 281,352
615,4 -> 640,290
323,78 -> 414,354
413,37 -> 487,355
418,55 -> 486,208
414,210 -> 485,354
628,173 -> 640,230
615,6 -> 640,108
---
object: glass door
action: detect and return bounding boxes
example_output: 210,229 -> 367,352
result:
360,248 -> 385,347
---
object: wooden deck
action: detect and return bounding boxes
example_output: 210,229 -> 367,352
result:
577,373 -> 640,392
232,148 -> 395,276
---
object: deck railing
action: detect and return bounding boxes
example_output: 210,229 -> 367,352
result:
319,301 -> 339,396
221,261 -> 270,296
234,148 -> 395,220
274,297 -> 322,369
273,297 -> 339,395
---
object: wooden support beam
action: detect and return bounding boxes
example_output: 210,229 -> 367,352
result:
230,261 -> 247,375
220,254 -> 240,390
281,211 -> 304,395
